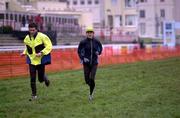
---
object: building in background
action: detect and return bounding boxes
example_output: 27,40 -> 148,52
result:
31,0 -> 67,11
0,1 -> 5,11
67,0 -> 102,27
68,0 -> 138,36
0,0 -> 180,41
173,0 -> 180,45
137,0 -> 174,39
174,0 -> 180,22
0,0 -> 93,32
103,0 -> 137,35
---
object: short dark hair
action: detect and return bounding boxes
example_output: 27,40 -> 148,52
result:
28,22 -> 38,29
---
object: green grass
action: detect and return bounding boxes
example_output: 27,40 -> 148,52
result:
0,57 -> 180,118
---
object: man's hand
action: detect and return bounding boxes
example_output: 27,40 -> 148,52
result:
36,52 -> 42,57
95,51 -> 99,55
80,60 -> 83,64
83,58 -> 89,63
20,53 -> 25,57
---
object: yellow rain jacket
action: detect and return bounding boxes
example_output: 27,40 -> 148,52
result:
23,32 -> 52,65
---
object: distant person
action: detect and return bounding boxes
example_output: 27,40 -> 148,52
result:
22,15 -> 26,27
35,14 -> 43,31
132,39 -> 138,44
139,39 -> 145,49
28,16 -> 33,24
77,26 -> 103,101
20,22 -> 52,101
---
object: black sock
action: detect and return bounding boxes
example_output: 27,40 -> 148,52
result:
31,82 -> 36,96
89,80 -> 95,95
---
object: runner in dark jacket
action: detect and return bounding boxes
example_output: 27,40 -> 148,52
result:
78,26 -> 103,101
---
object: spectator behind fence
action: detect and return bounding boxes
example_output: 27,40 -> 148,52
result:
20,22 -> 52,101
22,15 -> 26,27
35,14 -> 43,31
77,26 -> 103,101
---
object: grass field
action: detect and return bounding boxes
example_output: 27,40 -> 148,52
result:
0,57 -> 180,118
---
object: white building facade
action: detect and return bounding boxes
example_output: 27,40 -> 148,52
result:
68,0 -> 138,35
67,0 -> 102,27
137,0 -> 174,39
103,0 -> 137,34
1,0 -> 179,40
0,1 -> 5,11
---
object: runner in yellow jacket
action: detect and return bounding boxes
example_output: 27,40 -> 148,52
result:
21,22 -> 52,101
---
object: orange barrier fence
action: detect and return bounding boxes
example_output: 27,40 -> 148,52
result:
0,44 -> 180,79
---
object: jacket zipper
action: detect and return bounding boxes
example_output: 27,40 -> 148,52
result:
90,40 -> 93,65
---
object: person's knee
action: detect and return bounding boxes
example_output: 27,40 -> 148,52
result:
38,75 -> 45,83
89,79 -> 95,86
38,76 -> 44,83
85,78 -> 90,85
30,78 -> 36,83
39,78 -> 44,83
31,82 -> 36,85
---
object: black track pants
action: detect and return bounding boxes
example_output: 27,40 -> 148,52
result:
83,64 -> 97,95
29,64 -> 47,96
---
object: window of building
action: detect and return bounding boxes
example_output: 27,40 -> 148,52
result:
114,15 -> 122,27
160,9 -> 165,18
59,18 -> 61,24
70,19 -> 73,24
140,23 -> 146,35
67,1 -> 70,5
5,2 -> 9,10
45,17 -> 47,23
108,15 -> 113,28
5,13 -> 9,20
62,18 -> 65,24
19,14 -> 21,21
140,10 -> 145,18
73,0 -> 77,5
111,0 -> 117,5
140,0 -> 147,3
120,15 -> 122,26
95,0 -> 99,4
72,19 -> 74,25
0,13 -> 4,20
160,21 -> 163,34
80,0 -> 85,5
125,15 -> 137,26
64,18 -> 67,23
59,0 -> 67,2
56,17 -> 58,22
125,0 -> 136,8
14,14 -> 17,21
52,17 -> 55,22
49,17 -> 51,22
26,15 -> 29,21
74,19 -> 78,25
88,0 -> 92,4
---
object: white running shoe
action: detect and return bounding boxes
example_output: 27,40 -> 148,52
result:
29,95 -> 37,101
89,95 -> 93,101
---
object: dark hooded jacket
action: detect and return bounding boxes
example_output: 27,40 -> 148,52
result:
78,37 -> 102,65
